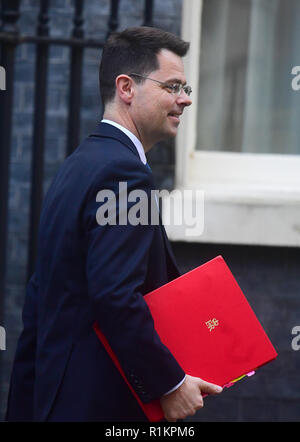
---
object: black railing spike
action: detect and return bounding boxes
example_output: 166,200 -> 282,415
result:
37,0 -> 50,36
0,0 -> 21,34
143,0 -> 154,27
106,0 -> 120,39
72,0 -> 84,39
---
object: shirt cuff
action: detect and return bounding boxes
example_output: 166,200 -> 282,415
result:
163,375 -> 186,396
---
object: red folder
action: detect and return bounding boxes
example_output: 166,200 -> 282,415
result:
93,255 -> 278,421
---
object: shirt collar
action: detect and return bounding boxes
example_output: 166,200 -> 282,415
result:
101,119 -> 147,165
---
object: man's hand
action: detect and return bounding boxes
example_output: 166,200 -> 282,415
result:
160,375 -> 223,422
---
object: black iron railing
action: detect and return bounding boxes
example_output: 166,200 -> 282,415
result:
0,0 -> 155,325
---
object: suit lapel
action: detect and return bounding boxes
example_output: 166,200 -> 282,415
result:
89,122 -> 140,160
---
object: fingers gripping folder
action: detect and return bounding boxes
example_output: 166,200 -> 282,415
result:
93,256 -> 278,422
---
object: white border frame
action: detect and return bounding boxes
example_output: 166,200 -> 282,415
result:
166,0 -> 300,247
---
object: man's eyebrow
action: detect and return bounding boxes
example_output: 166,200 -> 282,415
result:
165,78 -> 187,85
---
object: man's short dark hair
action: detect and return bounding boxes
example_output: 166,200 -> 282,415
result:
99,26 -> 190,107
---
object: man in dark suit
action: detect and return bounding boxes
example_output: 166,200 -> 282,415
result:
6,26 -> 222,422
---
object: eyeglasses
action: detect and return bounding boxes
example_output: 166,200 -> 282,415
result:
129,73 -> 192,97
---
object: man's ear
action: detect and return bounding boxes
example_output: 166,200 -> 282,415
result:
115,74 -> 134,104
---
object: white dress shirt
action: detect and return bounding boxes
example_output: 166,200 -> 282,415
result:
100,119 -> 186,395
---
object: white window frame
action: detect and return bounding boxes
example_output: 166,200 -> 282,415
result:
165,0 -> 300,247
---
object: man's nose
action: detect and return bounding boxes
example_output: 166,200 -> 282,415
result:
177,90 -> 192,107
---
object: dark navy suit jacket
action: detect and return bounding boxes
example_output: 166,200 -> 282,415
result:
6,122 -> 185,421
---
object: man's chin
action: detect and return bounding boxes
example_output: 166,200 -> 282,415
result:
154,125 -> 179,144
161,130 -> 177,141
168,125 -> 179,137
166,120 -> 180,135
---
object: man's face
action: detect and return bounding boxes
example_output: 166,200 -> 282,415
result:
131,49 -> 192,149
